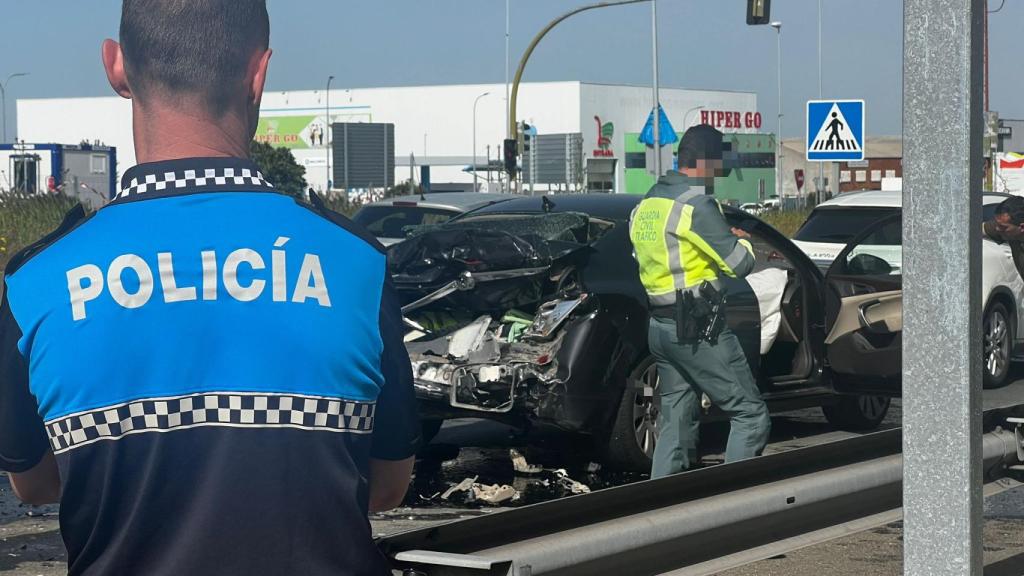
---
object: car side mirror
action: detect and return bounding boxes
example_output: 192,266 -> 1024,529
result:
847,253 -> 893,276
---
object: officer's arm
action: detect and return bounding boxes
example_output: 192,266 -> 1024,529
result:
369,457 -> 415,512
9,452 -> 60,506
368,277 -> 422,513
681,197 -> 755,278
0,284 -> 60,505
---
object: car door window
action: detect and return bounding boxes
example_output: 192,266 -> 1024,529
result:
747,229 -> 795,273
838,219 -> 902,278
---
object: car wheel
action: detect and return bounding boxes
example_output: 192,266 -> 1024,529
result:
822,395 -> 890,431
603,355 -> 659,472
983,302 -> 1013,389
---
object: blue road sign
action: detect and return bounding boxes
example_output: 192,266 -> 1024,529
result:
806,100 -> 865,162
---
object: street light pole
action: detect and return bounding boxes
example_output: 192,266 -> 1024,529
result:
473,91 -> 490,192
326,75 -> 334,193
651,0 -> 661,178
771,21 -> 783,206
507,0 -> 651,186
683,105 -> 705,130
505,0 -> 511,139
1,73 -> 29,144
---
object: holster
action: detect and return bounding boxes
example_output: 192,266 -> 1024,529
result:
675,291 -> 699,343
699,282 -> 728,345
675,282 -> 728,345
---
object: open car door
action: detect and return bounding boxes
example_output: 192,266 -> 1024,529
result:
824,214 -> 902,395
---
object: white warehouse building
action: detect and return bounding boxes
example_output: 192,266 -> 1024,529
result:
17,81 -> 761,195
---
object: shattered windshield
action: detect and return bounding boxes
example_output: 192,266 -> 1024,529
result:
409,212 -> 595,244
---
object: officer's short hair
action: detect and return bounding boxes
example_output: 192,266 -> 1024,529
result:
996,196 -> 1024,225
678,124 -> 724,168
120,0 -> 270,116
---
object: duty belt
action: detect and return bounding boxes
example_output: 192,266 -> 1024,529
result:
648,280 -> 721,312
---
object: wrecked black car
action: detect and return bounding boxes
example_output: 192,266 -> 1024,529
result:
389,195 -> 903,471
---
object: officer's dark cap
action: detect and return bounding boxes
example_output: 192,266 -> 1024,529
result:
678,124 -> 724,168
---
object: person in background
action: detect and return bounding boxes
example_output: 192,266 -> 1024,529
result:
984,195 -> 1024,279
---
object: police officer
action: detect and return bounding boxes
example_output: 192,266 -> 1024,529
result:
0,1 -> 419,574
629,124 -> 770,479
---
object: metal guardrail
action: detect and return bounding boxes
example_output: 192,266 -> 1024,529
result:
380,426 -> 1024,576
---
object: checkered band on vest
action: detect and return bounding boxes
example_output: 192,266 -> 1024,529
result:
118,167 -> 274,199
45,392 -> 376,453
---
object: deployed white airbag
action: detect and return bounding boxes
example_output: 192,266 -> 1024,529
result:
745,268 -> 788,354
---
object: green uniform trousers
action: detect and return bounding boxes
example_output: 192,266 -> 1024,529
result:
648,316 -> 771,478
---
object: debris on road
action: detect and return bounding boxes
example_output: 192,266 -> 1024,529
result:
473,484 -> 520,505
585,462 -> 602,474
510,448 -> 544,475
439,476 -> 521,506
441,476 -> 478,501
554,469 -> 591,494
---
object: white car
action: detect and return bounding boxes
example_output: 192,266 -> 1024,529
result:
792,190 -> 1021,388
740,202 -> 766,216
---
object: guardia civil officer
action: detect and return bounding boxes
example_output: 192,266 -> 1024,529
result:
629,124 -> 770,479
0,1 -> 420,574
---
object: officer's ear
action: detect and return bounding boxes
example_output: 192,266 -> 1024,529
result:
101,39 -> 132,100
248,49 -> 273,109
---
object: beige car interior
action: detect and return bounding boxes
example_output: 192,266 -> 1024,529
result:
825,291 -> 903,345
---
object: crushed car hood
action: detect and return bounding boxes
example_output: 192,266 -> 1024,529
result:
388,212 -> 597,311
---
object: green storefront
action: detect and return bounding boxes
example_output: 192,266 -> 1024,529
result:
623,132 -> 777,204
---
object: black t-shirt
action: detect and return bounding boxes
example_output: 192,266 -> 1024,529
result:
0,157 -> 420,575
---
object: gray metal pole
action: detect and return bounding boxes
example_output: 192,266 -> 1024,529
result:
771,22 -> 783,206
1,86 -> 6,145
903,0 -> 984,574
818,0 -> 824,202
0,85 -> 6,146
326,75 -> 334,192
1,73 -> 29,145
505,0 -> 511,140
651,0 -> 661,178
473,92 -> 489,192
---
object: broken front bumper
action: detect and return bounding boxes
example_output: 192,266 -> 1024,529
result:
408,294 -> 626,432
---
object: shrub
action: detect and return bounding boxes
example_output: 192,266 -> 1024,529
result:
0,192 -> 82,272
760,209 -> 811,238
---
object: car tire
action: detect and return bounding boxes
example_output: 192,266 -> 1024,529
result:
603,355 -> 660,473
983,301 -> 1013,389
822,395 -> 890,431
421,419 -> 444,446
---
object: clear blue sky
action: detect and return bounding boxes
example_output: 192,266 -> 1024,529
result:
1,1 -> 1022,140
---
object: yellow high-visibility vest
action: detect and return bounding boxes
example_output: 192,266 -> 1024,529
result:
629,174 -> 754,307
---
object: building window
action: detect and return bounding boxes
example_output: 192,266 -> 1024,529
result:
90,154 -> 107,174
624,152 -> 647,169
871,170 -> 882,182
855,170 -> 867,182
885,169 -> 897,179
841,170 -> 851,183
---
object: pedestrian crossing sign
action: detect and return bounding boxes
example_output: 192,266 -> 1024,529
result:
806,100 -> 865,162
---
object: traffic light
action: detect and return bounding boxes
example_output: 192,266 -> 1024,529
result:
503,138 -> 518,177
746,0 -> 771,25
522,123 -> 532,153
